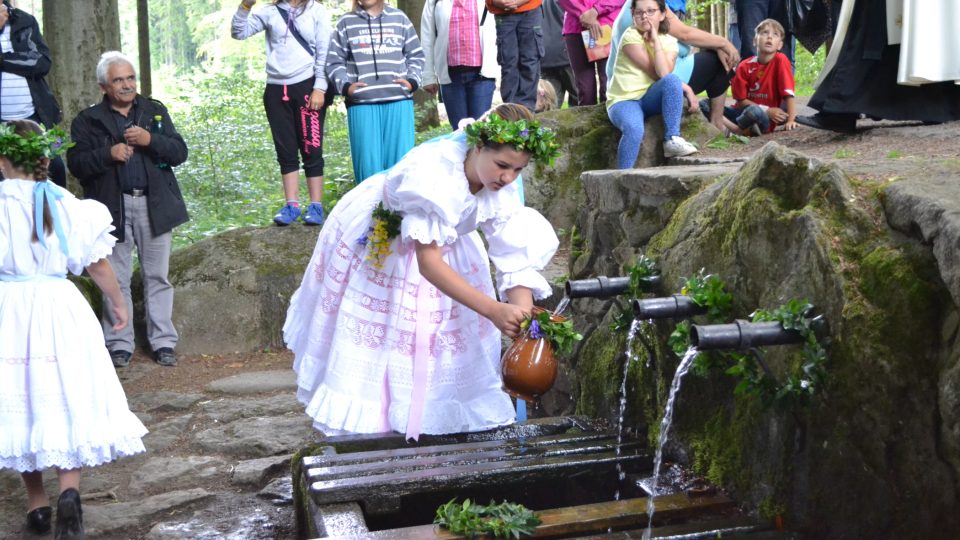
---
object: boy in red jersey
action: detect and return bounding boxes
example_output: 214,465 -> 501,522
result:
701,19 -> 796,136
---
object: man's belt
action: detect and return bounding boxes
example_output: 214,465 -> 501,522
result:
123,188 -> 147,197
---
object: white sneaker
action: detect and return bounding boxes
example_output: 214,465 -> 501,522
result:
663,136 -> 698,158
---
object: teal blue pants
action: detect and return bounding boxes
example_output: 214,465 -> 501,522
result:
347,100 -> 415,183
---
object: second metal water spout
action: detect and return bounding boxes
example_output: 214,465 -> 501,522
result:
564,275 -> 661,299
631,295 -> 706,320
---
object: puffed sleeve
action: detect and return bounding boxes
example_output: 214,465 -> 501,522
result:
481,206 -> 559,300
64,199 -> 116,275
390,145 -> 471,247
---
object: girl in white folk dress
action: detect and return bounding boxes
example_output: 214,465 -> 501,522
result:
284,103 -> 560,441
0,120 -> 147,539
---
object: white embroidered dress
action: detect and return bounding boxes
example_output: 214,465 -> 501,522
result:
283,135 -> 559,438
0,179 -> 147,472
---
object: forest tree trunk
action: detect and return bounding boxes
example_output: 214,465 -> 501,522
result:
137,0 -> 152,98
42,0 -> 121,128
396,0 -> 439,130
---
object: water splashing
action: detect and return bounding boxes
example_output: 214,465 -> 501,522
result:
553,295 -> 571,317
642,346 -> 699,539
614,318 -> 643,501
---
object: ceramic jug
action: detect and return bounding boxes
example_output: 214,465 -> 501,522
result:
501,307 -> 562,402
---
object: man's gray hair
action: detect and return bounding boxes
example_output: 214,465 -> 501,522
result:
96,51 -> 136,85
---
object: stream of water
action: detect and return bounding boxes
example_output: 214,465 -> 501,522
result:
642,346 -> 700,540
553,295 -> 571,317
614,319 -> 644,500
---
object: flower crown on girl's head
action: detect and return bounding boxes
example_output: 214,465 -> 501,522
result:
465,113 -> 561,166
0,123 -> 72,172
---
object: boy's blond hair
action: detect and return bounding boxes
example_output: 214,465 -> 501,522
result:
754,18 -> 785,39
536,80 -> 558,113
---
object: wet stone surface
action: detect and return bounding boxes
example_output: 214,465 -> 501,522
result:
0,366 -> 310,539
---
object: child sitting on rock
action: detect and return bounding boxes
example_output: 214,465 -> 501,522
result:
701,19 -> 797,136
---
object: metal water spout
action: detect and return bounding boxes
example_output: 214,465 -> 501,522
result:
690,316 -> 828,351
631,295 -> 706,320
564,275 -> 661,299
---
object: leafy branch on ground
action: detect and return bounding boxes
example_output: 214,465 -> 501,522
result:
435,498 -> 541,539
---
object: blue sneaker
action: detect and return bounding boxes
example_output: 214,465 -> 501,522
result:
303,202 -> 325,226
273,203 -> 301,226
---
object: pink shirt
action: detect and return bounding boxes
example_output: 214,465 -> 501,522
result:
557,0 -> 623,36
448,0 -> 482,67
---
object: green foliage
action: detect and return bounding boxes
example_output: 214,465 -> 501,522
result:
885,149 -> 904,159
435,499 -> 541,539
666,270 -> 733,373
833,148 -> 856,159
749,298 -> 829,407
465,113 -> 561,166
526,310 -> 583,356
793,45 -> 826,97
0,125 -> 71,171
164,70 -> 354,249
610,255 -> 661,333
706,133 -> 749,149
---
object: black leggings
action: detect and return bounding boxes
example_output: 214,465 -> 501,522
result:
263,77 -> 327,177
687,50 -> 731,99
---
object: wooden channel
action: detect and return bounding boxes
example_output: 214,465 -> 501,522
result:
328,493 -> 737,539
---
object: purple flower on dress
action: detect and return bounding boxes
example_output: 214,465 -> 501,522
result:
356,233 -> 369,246
529,319 -> 543,339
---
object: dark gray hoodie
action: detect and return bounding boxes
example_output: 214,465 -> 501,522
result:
326,5 -> 425,105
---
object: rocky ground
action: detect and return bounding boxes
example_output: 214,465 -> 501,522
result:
1,111 -> 957,540
0,352 -> 308,539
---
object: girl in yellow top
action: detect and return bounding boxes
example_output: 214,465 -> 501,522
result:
606,0 -> 697,168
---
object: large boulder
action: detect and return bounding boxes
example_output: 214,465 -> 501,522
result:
567,142 -> 960,538
160,226 -> 318,354
522,105 -> 719,232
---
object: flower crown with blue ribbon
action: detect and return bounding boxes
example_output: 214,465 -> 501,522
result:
0,123 -> 72,172
465,113 -> 561,166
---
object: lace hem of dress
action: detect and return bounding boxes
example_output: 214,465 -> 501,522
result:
0,438 -> 146,472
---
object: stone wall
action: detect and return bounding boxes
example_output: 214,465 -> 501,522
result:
557,142 -> 960,538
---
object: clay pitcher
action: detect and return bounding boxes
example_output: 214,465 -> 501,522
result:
501,307 -> 562,402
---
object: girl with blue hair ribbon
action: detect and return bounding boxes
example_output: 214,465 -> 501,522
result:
0,119 -> 147,539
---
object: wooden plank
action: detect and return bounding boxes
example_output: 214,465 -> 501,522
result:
333,493 -> 736,539
307,440 -> 645,481
309,451 -> 651,506
303,431 -> 617,469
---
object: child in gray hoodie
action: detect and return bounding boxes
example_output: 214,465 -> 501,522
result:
326,0 -> 425,183
232,0 -> 332,226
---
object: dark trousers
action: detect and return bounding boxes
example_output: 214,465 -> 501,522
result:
263,77 -> 327,177
734,0 -> 794,63
688,50 -> 732,99
495,9 -> 544,112
562,33 -> 606,106
440,66 -> 496,130
541,65 -> 578,108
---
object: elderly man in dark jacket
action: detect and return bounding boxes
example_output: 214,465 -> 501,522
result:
67,51 -> 188,369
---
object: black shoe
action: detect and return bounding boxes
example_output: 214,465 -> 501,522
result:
26,506 -> 52,535
153,347 -> 177,367
796,113 -> 857,134
110,350 -> 132,368
54,489 -> 83,540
